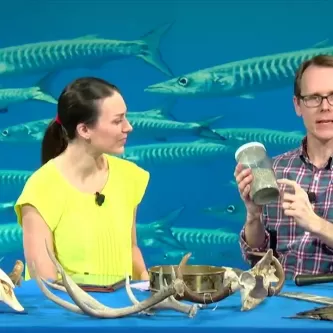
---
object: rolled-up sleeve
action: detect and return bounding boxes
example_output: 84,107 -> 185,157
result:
239,213 -> 270,263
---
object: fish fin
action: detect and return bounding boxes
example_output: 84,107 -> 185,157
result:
196,115 -> 226,141
0,62 -> 15,75
312,39 -> 330,48
138,22 -> 174,77
239,94 -> 255,99
149,206 -> 185,249
74,34 -> 101,40
32,72 -> 59,104
153,97 -> 178,120
0,108 -> 8,113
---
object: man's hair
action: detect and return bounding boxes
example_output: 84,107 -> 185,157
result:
294,55 -> 333,96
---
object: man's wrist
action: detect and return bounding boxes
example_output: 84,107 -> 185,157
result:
310,214 -> 328,236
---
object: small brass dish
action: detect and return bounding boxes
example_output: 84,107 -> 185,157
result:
149,264 -> 226,294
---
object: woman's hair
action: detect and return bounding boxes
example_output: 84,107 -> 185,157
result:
41,77 -> 120,165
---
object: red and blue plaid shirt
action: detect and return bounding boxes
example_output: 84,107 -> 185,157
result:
239,137 -> 333,279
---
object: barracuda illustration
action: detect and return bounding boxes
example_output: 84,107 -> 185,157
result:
129,114 -> 225,142
203,203 -> 246,223
137,206 -> 239,250
0,73 -> 57,113
0,113 -> 225,143
0,224 -> 23,255
0,23 -> 173,78
214,128 -> 304,148
144,40 -> 330,97
0,201 -> 15,213
0,170 -> 32,186
121,139 -> 235,165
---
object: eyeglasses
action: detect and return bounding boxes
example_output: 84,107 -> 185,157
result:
299,93 -> 333,108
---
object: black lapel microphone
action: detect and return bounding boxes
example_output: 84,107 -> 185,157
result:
307,191 -> 316,204
95,192 -> 105,206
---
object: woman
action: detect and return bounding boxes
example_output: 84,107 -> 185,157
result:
14,77 -> 150,283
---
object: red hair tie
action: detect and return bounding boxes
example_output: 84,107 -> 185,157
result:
55,114 -> 62,125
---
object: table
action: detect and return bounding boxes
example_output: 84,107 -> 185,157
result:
1,279 -> 332,332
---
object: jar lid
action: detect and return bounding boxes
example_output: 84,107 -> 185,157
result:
235,142 -> 266,161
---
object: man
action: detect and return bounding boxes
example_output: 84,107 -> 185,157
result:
235,54 -> 333,280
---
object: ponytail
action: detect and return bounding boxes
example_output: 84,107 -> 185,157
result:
41,120 -> 68,165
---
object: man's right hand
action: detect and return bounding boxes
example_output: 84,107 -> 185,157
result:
234,163 -> 262,217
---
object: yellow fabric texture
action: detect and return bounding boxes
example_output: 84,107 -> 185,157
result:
14,154 -> 150,282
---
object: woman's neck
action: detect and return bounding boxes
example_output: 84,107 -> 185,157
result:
58,142 -> 107,181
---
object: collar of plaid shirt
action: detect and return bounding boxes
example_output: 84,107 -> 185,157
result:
240,136 -> 333,279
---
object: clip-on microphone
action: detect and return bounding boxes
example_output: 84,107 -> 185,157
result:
95,192 -> 105,206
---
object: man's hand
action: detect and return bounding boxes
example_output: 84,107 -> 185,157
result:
277,178 -> 323,233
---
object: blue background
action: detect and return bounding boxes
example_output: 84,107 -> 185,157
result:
0,0 -> 326,275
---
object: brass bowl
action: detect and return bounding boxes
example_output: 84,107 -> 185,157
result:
149,264 -> 227,294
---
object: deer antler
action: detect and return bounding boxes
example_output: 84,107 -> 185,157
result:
32,242 -> 187,318
125,266 -> 199,317
8,260 -> 24,287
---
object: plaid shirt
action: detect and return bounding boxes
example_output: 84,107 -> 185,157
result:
239,137 -> 333,279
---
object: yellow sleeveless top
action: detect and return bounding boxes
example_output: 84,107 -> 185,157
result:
14,154 -> 150,281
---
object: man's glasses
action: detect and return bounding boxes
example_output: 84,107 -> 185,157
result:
299,94 -> 333,108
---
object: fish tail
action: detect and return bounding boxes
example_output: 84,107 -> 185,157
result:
138,22 -> 174,77
32,72 -> 59,104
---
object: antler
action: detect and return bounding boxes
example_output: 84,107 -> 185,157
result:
125,266 -> 199,317
8,260 -> 24,287
175,252 -> 239,304
32,243 -> 187,318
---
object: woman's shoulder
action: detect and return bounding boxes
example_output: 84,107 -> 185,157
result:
106,154 -> 149,177
23,160 -> 63,192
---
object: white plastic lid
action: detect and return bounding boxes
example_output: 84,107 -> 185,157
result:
235,141 -> 266,161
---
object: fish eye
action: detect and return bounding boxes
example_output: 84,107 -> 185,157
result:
177,77 -> 189,86
226,205 -> 235,213
1,130 -> 8,137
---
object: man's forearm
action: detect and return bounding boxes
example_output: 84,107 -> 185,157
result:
311,216 -> 333,248
244,212 -> 267,248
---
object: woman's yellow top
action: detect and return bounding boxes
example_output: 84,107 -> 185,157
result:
14,154 -> 150,281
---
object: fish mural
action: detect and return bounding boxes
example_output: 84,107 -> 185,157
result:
137,207 -> 239,253
203,203 -> 246,225
0,113 -> 225,143
0,201 -> 15,213
0,23 -> 173,78
0,170 -> 32,187
121,139 -> 235,165
0,74 -> 57,113
144,40 -> 330,97
213,128 -> 304,149
0,3 -> 323,275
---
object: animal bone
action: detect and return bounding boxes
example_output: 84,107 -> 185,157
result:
32,242 -> 188,318
175,252 -> 240,304
125,266 -> 199,317
0,264 -> 24,312
237,249 -> 285,311
8,260 -> 24,286
247,249 -> 285,296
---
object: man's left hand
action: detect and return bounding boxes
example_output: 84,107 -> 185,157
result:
277,178 -> 322,233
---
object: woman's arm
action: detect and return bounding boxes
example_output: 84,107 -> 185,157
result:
131,208 -> 149,280
21,204 -> 58,281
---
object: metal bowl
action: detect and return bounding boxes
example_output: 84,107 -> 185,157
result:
149,264 -> 227,294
